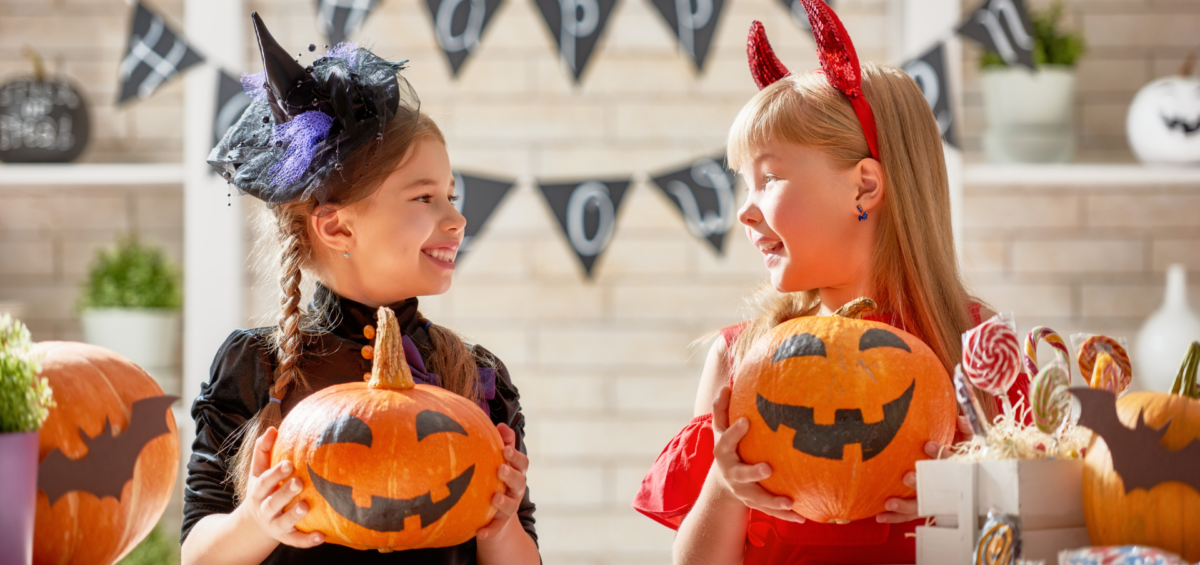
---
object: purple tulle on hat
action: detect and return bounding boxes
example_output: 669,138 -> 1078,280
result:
267,110 -> 334,188
241,71 -> 267,99
326,43 -> 359,68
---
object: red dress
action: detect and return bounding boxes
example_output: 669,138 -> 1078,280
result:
631,304 -> 1030,564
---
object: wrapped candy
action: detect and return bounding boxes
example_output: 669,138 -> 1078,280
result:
1023,326 -> 1071,379
1058,545 -> 1191,565
954,363 -> 989,437
1072,334 -> 1132,395
963,314 -> 1021,396
1030,359 -> 1071,434
975,511 -> 1022,565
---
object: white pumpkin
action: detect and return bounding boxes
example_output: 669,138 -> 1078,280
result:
1126,59 -> 1200,165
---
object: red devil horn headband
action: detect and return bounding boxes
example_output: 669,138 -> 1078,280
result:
746,2 -> 880,161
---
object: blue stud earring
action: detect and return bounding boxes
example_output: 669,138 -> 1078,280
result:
856,204 -> 868,221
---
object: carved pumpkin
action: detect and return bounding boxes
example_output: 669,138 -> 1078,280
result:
272,306 -> 504,551
1080,341 -> 1200,561
1126,55 -> 1200,165
729,299 -> 956,523
31,342 -> 178,565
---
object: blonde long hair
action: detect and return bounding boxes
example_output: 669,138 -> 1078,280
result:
230,113 -> 482,500
725,63 -> 986,396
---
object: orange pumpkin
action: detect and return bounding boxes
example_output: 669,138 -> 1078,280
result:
32,341 -> 179,565
729,299 -> 956,523
272,306 -> 504,551
1081,341 -> 1200,561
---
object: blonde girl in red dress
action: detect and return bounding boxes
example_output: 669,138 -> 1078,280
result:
633,4 -> 1020,563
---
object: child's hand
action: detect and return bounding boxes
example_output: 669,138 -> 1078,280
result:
477,423 -> 529,541
876,416 -> 971,524
711,386 -> 805,523
238,427 -> 324,548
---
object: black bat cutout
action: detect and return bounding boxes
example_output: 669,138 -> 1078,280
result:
757,381 -> 915,461
37,395 -> 177,505
1069,387 -> 1200,494
1162,114 -> 1200,135
309,464 -> 475,532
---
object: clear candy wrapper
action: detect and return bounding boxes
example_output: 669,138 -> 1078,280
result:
1058,545 -> 1193,565
1070,334 -> 1132,395
955,363 -> 990,438
976,510 -> 1022,565
963,313 -> 1022,396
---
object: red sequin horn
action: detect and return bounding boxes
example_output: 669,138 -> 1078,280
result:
745,1 -> 880,161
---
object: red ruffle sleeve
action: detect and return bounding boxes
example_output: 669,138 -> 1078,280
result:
631,413 -> 715,529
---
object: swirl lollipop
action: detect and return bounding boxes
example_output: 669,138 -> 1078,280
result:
974,512 -> 1020,565
963,318 -> 1021,396
1023,326 -> 1070,378
1030,359 -> 1070,434
1078,335 -> 1132,394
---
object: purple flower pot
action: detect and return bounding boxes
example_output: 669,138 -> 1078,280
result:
0,431 -> 38,565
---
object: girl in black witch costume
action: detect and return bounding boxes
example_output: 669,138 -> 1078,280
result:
181,14 -> 539,565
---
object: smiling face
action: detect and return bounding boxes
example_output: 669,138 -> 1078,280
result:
736,140 -> 881,297
271,381 -> 505,551
729,316 -> 956,523
310,136 -> 466,305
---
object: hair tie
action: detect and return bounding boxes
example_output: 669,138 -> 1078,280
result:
424,321 -> 432,330
269,397 -> 282,404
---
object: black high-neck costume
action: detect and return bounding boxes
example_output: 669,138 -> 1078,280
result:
183,285 -> 536,563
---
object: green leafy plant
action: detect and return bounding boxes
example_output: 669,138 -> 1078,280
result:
0,314 -> 53,433
980,1 -> 1086,68
116,524 -> 179,565
78,236 -> 182,310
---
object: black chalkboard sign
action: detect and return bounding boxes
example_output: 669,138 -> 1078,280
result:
0,76 -> 90,163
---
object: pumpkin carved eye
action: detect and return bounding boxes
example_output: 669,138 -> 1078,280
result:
317,414 -> 374,448
773,333 -> 827,361
415,410 -> 468,441
859,328 -> 912,353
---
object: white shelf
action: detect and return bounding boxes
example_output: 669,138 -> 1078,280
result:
964,163 -> 1200,187
0,163 -> 184,186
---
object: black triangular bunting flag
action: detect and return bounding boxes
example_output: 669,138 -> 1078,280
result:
533,0 -> 619,82
651,155 -> 737,254
958,0 -> 1035,69
316,0 -> 380,46
779,0 -> 832,33
213,70 -> 252,149
453,171 -> 514,258
117,2 -> 204,104
537,178 -> 631,278
425,0 -> 505,76
902,42 -> 957,147
648,0 -> 726,71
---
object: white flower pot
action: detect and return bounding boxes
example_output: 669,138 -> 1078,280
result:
982,66 -> 1077,164
80,308 -> 181,396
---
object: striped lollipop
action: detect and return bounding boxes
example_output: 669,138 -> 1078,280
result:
1078,335 -> 1132,394
1030,359 -> 1070,434
963,317 -> 1021,396
1023,326 -> 1071,379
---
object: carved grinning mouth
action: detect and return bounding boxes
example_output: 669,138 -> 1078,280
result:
756,380 -> 915,461
308,464 -> 475,532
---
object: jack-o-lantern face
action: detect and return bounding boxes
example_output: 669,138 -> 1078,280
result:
271,306 -> 504,552
306,411 -> 477,532
730,315 -> 956,524
1127,73 -> 1200,165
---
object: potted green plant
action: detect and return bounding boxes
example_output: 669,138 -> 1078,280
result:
980,1 -> 1086,163
78,235 -> 182,396
0,314 -> 53,565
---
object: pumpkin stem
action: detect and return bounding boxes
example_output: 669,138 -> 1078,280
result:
22,45 -> 44,83
1180,51 -> 1195,77
1170,341 -> 1200,399
367,306 -> 415,391
833,297 -> 878,319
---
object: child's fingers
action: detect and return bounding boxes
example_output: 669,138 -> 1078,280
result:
924,440 -> 942,459
711,387 -> 733,432
496,423 -> 516,447
713,417 -> 748,463
475,515 -> 507,541
270,498 -> 309,532
497,463 -> 526,496
902,471 -> 916,489
503,445 -> 529,474
725,461 -> 772,485
250,428 -> 279,478
756,506 -> 807,523
875,497 -> 919,523
248,460 -> 294,504
278,529 -> 324,549
491,491 -> 521,517
261,478 -> 303,519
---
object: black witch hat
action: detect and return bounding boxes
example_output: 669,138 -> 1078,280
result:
208,13 -> 420,206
